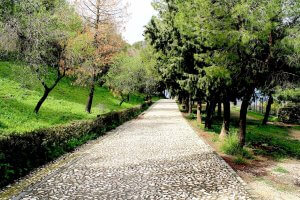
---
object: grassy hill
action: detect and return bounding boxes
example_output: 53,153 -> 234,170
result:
0,61 -> 146,135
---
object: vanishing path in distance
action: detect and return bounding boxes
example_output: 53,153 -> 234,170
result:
16,99 -> 251,200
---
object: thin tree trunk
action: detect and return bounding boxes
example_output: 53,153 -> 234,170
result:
188,94 -> 193,115
238,93 -> 252,147
262,94 -> 273,125
85,82 -> 95,113
205,100 -> 215,129
178,95 -> 182,104
217,102 -> 222,118
34,69 -> 64,113
254,95 -> 256,112
34,88 -> 51,113
213,103 -> 217,116
197,100 -> 202,124
127,94 -> 130,102
260,98 -> 264,114
184,98 -> 189,113
206,101 -> 210,114
119,98 -> 126,106
220,100 -> 230,139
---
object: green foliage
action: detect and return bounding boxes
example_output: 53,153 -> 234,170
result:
0,0 -> 85,112
221,132 -> 253,159
0,61 -> 145,134
247,125 -> 300,159
233,156 -> 247,165
146,0 -> 300,147
278,105 -> 300,124
105,43 -> 162,103
293,126 -> 300,131
106,52 -> 141,97
186,113 -> 196,120
221,132 -> 240,155
277,88 -> 300,103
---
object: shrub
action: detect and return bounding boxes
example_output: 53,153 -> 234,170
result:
221,132 -> 240,155
233,156 -> 247,165
278,105 -> 300,124
186,113 -> 196,120
221,132 -> 253,159
0,102 -> 151,188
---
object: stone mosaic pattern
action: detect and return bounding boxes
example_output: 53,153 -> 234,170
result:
15,99 -> 251,200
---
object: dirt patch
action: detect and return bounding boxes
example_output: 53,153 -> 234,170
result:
290,129 -> 300,140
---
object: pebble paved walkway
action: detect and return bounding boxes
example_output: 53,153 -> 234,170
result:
15,99 -> 251,200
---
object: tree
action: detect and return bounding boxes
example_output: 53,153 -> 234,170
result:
106,43 -> 161,105
1,0 -> 83,113
76,0 -> 126,29
105,52 -> 141,106
67,22 -> 124,113
147,0 -> 300,147
74,0 -> 126,113
262,93 -> 274,125
145,0 -> 200,116
139,43 -> 163,100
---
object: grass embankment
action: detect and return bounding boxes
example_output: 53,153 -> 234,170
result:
0,61 -> 146,135
184,105 -> 300,162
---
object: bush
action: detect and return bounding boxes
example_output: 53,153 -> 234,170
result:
0,102 -> 151,188
221,133 -> 240,155
233,156 -> 247,165
221,132 -> 253,159
278,105 -> 300,124
186,113 -> 196,120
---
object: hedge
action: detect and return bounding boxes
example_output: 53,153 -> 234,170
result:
0,102 -> 151,188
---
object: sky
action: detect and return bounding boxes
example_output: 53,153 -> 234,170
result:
123,0 -> 156,44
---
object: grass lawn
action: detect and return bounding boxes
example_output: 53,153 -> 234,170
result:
0,61 -> 146,135
185,104 -> 300,160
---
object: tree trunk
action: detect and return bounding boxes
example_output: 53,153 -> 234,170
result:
127,94 -> 130,102
178,95 -> 182,104
217,102 -> 222,118
260,98 -> 264,114
197,100 -> 202,124
34,68 -> 65,114
206,101 -> 210,114
253,95 -> 256,112
119,98 -> 126,106
262,94 -> 273,125
188,94 -> 193,115
85,83 -> 95,113
34,88 -> 51,113
205,100 -> 215,129
184,98 -> 189,113
220,100 -> 230,139
238,94 -> 252,147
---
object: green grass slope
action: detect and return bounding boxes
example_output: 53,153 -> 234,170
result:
0,61 -> 145,134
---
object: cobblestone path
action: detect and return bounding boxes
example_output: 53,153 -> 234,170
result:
15,99 -> 251,200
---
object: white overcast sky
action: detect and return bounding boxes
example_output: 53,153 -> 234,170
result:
123,0 -> 156,44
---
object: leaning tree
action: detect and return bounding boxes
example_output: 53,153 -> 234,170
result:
0,0 -> 83,113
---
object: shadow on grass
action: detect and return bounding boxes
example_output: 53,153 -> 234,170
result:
195,108 -> 300,160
